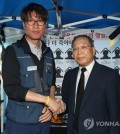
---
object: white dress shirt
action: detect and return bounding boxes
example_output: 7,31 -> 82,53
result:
75,60 -> 95,102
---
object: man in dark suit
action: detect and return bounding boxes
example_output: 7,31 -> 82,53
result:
62,35 -> 120,134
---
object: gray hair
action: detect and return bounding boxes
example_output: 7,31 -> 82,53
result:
72,34 -> 94,48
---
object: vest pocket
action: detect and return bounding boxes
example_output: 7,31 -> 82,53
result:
15,102 -> 44,124
20,71 -> 35,88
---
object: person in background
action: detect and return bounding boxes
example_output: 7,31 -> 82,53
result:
62,35 -> 120,134
2,3 -> 65,134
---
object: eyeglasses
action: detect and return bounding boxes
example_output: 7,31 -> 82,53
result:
72,45 -> 92,52
26,19 -> 45,26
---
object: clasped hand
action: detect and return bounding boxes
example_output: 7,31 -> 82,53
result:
39,98 -> 66,123
47,97 -> 66,115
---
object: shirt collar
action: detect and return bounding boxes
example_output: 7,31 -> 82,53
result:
79,60 -> 95,74
26,38 -> 42,51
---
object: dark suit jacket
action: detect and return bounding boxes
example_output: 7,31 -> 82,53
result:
62,62 -> 120,134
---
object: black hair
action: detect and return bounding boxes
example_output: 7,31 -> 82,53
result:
72,34 -> 94,47
21,3 -> 48,22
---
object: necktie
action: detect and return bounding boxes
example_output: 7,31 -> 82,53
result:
73,67 -> 87,131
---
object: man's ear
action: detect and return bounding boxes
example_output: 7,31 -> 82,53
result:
23,22 -> 25,29
72,51 -> 75,59
93,47 -> 96,56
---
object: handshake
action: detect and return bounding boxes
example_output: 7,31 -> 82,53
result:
45,96 -> 66,115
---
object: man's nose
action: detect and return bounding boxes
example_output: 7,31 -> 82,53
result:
34,21 -> 39,27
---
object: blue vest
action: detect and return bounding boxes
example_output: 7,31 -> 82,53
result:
5,43 -> 54,124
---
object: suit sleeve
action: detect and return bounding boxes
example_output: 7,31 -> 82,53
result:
106,70 -> 120,133
61,70 -> 71,113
